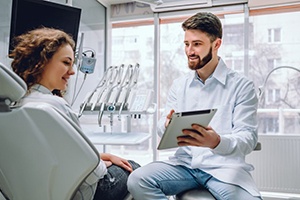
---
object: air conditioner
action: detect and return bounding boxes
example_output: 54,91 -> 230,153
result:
136,0 -> 212,12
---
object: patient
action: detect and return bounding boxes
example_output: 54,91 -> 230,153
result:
10,27 -> 140,200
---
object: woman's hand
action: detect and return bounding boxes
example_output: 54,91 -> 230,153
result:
101,153 -> 133,172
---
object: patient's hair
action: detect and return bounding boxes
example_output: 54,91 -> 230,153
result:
10,27 -> 75,96
182,12 -> 222,42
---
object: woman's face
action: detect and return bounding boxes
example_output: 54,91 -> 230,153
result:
39,44 -> 75,91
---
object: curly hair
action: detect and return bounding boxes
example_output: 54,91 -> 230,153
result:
10,27 -> 75,94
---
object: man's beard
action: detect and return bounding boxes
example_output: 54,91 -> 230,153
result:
188,46 -> 212,70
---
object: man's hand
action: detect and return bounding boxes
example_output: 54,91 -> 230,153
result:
177,124 -> 220,149
165,109 -> 175,128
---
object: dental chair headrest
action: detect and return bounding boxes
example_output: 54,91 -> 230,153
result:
0,62 -> 27,103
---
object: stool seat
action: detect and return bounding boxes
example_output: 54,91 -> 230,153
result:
176,142 -> 261,200
176,188 -> 215,200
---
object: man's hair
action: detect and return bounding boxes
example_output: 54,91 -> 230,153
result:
182,12 -> 222,42
10,27 -> 75,92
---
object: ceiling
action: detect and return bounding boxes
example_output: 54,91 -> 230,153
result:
98,0 -> 134,5
98,0 -> 170,6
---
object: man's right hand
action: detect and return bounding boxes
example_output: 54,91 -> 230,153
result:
165,109 -> 175,128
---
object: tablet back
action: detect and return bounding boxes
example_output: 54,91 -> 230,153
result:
157,109 -> 217,150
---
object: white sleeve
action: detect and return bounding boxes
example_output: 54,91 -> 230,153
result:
84,159 -> 107,185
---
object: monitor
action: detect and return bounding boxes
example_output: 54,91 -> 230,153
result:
9,0 -> 81,56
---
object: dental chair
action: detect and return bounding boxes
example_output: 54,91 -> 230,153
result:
176,140 -> 262,200
0,62 -> 100,200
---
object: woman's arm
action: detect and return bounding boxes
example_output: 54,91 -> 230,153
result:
100,153 -> 133,172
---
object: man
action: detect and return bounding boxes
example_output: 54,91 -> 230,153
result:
127,12 -> 261,200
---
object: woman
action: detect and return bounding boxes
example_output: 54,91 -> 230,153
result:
10,27 -> 140,200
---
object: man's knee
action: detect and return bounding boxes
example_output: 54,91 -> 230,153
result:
127,167 -> 143,192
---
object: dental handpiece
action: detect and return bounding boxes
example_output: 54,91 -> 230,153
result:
118,63 -> 140,119
98,66 -> 119,126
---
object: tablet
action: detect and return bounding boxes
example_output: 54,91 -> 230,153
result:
157,108 -> 217,150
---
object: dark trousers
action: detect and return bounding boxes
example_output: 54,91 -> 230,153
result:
93,160 -> 140,200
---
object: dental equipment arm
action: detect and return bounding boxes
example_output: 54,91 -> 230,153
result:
97,66 -> 119,127
106,64 -> 125,130
118,63 -> 140,120
78,66 -> 112,117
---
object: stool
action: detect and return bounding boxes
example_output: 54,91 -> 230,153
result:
176,142 -> 261,200
176,187 -> 215,200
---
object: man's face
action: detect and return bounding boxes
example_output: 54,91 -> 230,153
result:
184,29 -> 213,70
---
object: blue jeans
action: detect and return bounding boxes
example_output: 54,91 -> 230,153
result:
127,161 -> 262,200
93,160 -> 140,200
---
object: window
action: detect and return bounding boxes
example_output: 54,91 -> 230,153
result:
266,117 -> 279,133
124,35 -> 138,45
111,24 -> 155,165
268,28 -> 281,43
108,3 -> 300,164
250,7 -> 300,135
224,57 -> 243,72
267,58 -> 281,70
266,89 -> 280,104
223,24 -> 244,45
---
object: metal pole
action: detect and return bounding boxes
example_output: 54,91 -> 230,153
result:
152,12 -> 160,161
